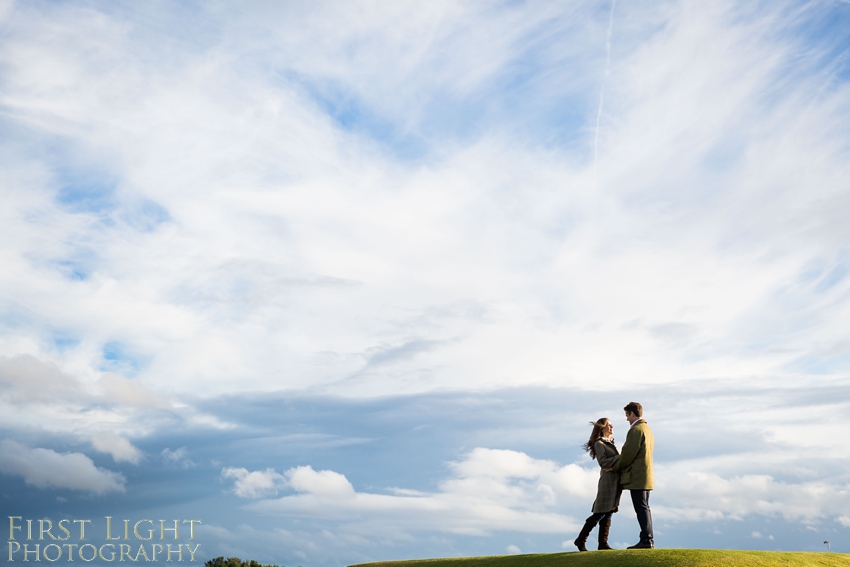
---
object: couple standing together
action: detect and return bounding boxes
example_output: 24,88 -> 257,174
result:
573,401 -> 654,551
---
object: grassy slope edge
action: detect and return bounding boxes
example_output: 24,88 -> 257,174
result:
350,549 -> 850,567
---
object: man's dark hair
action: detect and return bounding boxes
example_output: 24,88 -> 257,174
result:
624,401 -> 643,417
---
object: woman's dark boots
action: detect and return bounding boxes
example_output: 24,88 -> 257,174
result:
597,518 -> 612,550
573,517 -> 598,552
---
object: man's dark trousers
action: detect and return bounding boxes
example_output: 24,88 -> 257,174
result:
630,490 -> 653,545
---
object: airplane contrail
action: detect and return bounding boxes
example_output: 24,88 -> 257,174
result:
594,0 -> 616,187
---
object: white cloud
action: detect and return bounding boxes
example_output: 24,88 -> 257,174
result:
449,447 -> 555,480
0,354 -> 225,448
505,545 -> 521,554
227,430 -> 850,540
0,439 -> 125,493
287,466 -> 356,499
837,516 -> 850,528
96,373 -> 166,408
90,432 -> 142,464
239,448 -> 594,536
0,355 -> 83,404
655,467 -> 850,524
1,0 -> 850,554
0,0 -> 847,404
222,467 -> 287,499
161,447 -> 194,468
0,0 -> 13,22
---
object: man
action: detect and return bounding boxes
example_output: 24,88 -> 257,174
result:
611,401 -> 654,549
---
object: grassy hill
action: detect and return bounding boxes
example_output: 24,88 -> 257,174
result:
350,549 -> 849,567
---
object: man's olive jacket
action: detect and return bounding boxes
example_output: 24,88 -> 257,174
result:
611,420 -> 654,490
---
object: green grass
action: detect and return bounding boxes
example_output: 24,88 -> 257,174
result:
351,549 -> 849,567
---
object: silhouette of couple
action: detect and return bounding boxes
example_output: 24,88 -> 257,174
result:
573,402 -> 654,551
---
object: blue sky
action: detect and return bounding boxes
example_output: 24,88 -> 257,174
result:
2,0 -> 850,565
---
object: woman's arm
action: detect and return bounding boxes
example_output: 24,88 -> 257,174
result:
612,428 -> 643,472
595,441 -> 619,469
597,454 -> 619,468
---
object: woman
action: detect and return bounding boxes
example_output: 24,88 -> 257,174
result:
573,417 -> 622,551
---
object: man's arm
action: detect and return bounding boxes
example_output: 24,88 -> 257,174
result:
612,427 -> 643,472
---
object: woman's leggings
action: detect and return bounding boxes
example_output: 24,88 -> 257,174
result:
586,511 -> 613,524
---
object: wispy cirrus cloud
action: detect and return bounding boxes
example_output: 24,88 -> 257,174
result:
1,0 -> 849,400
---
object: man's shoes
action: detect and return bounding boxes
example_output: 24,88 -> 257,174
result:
627,541 -> 654,549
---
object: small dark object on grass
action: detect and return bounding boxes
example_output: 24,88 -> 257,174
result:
205,557 -> 283,567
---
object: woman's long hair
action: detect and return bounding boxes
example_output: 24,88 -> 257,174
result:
582,417 -> 611,460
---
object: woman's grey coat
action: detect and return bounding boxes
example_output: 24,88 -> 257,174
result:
592,438 -> 623,514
